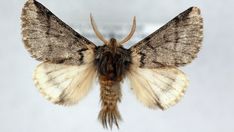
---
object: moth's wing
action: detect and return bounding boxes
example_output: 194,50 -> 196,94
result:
127,66 -> 189,110
33,62 -> 96,105
21,0 -> 96,65
130,7 -> 203,68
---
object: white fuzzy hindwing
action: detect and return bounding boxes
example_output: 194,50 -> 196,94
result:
127,66 -> 189,110
33,62 -> 96,105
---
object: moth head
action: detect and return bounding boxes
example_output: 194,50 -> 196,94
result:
90,14 -> 136,47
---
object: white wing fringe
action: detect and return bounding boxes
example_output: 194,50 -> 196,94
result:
33,62 -> 96,105
127,66 -> 189,110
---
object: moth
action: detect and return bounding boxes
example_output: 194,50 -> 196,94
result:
21,0 -> 203,129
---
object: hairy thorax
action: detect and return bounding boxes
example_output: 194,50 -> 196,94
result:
94,38 -> 131,81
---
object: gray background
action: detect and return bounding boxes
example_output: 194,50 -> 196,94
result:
0,0 -> 234,132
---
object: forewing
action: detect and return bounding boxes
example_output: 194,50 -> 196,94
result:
130,7 -> 203,68
127,66 -> 189,110
33,62 -> 96,105
21,0 -> 96,65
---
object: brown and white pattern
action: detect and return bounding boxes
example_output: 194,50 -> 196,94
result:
21,0 -> 203,129
131,7 -> 203,68
33,62 -> 96,105
21,0 -> 96,65
127,66 -> 189,110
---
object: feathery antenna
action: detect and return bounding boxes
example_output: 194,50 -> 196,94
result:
118,16 -> 136,45
90,14 -> 109,45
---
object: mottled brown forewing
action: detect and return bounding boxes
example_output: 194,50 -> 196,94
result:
130,7 -> 203,68
21,0 -> 96,65
21,1 -> 204,129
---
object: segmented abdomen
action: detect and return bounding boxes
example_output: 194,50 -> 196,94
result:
98,75 -> 122,129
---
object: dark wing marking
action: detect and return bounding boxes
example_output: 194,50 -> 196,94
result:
21,0 -> 96,65
130,7 -> 203,68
